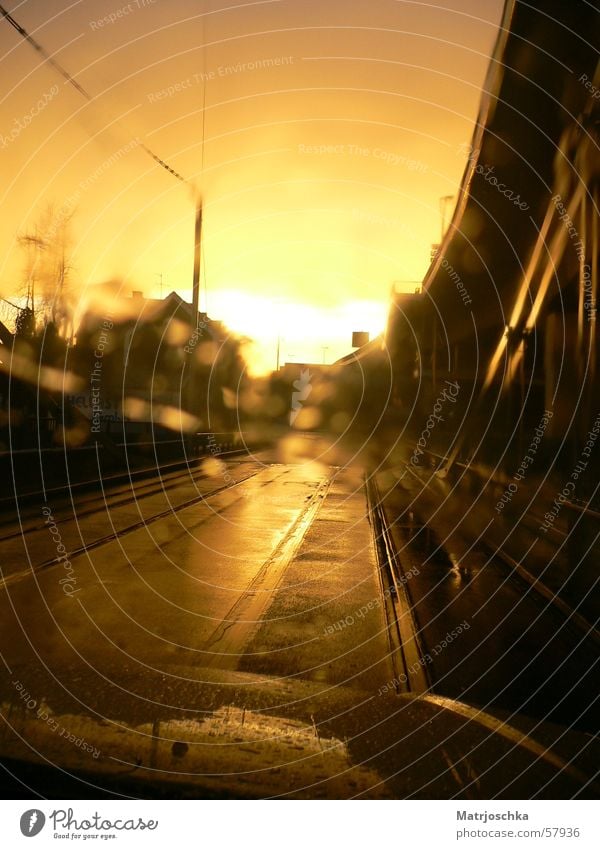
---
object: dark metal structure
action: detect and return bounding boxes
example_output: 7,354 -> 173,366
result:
382,0 -> 600,625
387,0 -> 599,483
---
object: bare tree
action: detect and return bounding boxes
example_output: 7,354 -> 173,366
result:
17,203 -> 76,337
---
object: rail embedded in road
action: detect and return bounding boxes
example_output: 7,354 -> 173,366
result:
366,476 -> 430,696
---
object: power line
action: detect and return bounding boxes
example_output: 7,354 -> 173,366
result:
1,296 -> 21,310
2,4 -> 205,325
0,4 -> 91,101
138,141 -> 189,185
0,4 -> 192,187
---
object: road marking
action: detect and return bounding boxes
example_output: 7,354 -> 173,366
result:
201,474 -> 333,670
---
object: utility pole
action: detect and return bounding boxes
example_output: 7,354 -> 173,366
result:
187,198 -> 203,426
2,2 -> 208,434
191,198 -> 202,326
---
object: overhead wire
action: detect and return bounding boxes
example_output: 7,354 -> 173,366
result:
0,3 -> 92,101
2,3 -> 210,321
0,3 -> 194,188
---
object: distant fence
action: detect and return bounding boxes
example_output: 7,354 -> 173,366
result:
0,422 -> 255,503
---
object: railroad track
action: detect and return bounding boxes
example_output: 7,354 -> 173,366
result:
395,459 -> 600,648
368,464 -> 600,739
0,462 -> 265,591
0,449 -> 252,543
366,476 -> 430,695
200,473 -> 332,670
0,434 -> 260,515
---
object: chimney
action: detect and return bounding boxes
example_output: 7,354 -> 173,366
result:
131,290 -> 143,300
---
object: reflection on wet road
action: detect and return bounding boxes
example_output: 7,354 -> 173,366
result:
0,448 -> 598,799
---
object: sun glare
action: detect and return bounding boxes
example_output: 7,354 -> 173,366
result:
196,290 -> 388,375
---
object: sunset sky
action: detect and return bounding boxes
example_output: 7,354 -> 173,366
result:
0,0 -> 504,370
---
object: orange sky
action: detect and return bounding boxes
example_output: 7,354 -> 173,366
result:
0,0 -> 505,370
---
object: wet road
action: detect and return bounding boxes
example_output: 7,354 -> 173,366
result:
0,445 -> 598,798
0,451 -> 387,679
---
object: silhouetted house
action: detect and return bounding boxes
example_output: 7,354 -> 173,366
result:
71,287 -> 242,434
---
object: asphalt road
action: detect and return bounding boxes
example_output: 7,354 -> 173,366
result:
0,444 -> 597,798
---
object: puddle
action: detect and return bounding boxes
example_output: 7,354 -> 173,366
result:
395,510 -> 454,569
